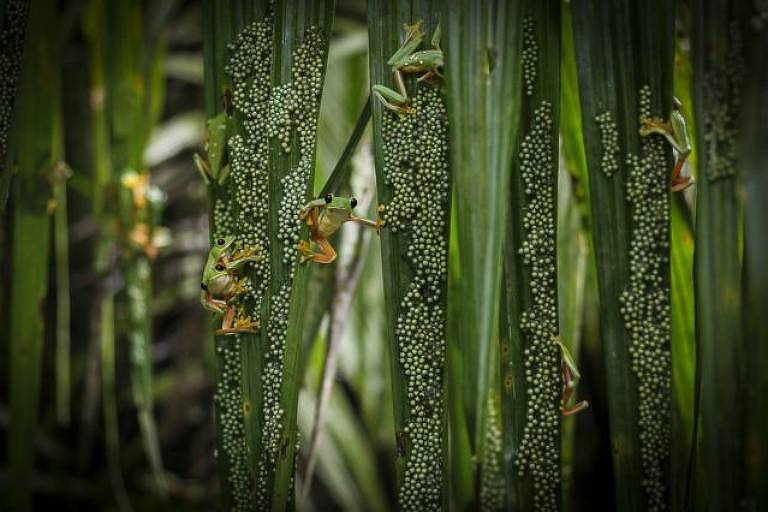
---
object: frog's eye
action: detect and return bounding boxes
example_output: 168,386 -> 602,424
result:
350,197 -> 357,208
324,193 -> 333,204
216,238 -> 225,246
215,264 -> 225,271
200,283 -> 208,290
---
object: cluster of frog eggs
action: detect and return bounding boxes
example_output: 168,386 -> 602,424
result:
480,392 -> 505,511
595,111 -> 620,176
221,18 -> 275,509
620,85 -> 671,512
0,0 -> 29,167
226,18 -> 274,314
515,100 -> 560,512
269,27 -> 324,267
703,22 -> 743,181
227,20 -> 326,508
213,337 -> 256,511
381,87 -> 449,511
522,17 -> 537,97
255,282 -> 293,505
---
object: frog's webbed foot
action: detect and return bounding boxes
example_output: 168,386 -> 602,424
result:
216,305 -> 259,335
639,115 -> 672,138
229,244 -> 261,265
671,176 -> 694,192
299,236 -> 336,264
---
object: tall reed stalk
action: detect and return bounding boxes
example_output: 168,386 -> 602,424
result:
690,2 -> 747,508
102,0 -> 167,494
572,1 -> 676,509
502,2 -> 562,510
741,8 -> 768,508
202,2 -> 334,508
432,2 -> 524,509
7,1 -> 59,509
368,2 -> 452,508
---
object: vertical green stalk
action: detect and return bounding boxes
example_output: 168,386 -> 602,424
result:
201,2 -> 249,508
669,36 -> 698,512
53,166 -> 71,427
368,2 -> 451,509
558,5 -> 590,509
572,1 -> 676,510
0,0 -> 30,209
7,0 -> 58,509
204,2 -> 334,509
691,2 -> 747,509
100,297 -> 132,512
437,1 -> 523,508
502,2 -> 561,510
102,0 -> 167,495
742,8 -> 768,508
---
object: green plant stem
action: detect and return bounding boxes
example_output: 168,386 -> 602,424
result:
439,1 -> 523,508
502,3 -> 561,510
320,96 -> 371,197
7,1 -> 58,509
54,168 -> 71,427
100,295 -> 133,512
368,2 -> 453,509
742,11 -> 768,508
691,2 -> 747,509
572,1 -> 676,510
103,0 -> 167,494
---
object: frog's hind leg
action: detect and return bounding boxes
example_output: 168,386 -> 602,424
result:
671,152 -> 694,191
560,363 -> 589,416
300,235 -> 337,264
216,305 -> 237,335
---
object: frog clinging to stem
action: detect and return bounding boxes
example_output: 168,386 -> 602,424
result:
372,19 -> 443,116
297,193 -> 385,264
639,96 -> 694,192
200,236 -> 260,334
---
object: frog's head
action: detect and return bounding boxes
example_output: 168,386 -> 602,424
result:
324,193 -> 357,214
212,236 -> 236,252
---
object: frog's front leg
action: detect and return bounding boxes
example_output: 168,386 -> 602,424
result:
224,245 -> 260,272
349,204 -> 387,233
373,83 -> 416,116
299,198 -> 327,223
194,154 -> 212,185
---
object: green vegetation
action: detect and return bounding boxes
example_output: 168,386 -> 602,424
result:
1,1 -> 766,511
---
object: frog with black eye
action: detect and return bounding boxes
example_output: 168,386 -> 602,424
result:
200,236 -> 260,334
297,193 -> 385,264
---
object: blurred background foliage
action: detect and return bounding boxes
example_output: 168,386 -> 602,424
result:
1,0 -> 766,511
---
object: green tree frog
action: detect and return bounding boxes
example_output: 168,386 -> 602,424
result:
639,96 -> 694,192
372,20 -> 443,116
200,236 -> 260,335
194,112 -> 234,186
556,336 -> 589,416
297,193 -> 385,264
